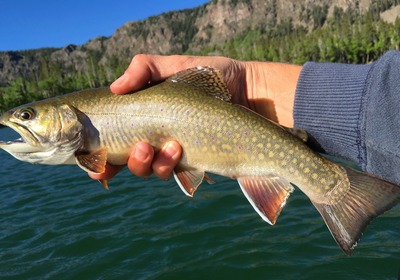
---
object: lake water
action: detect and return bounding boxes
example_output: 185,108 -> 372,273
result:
0,127 -> 399,280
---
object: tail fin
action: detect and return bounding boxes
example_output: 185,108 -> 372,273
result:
312,167 -> 400,255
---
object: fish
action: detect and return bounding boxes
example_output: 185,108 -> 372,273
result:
0,66 -> 399,255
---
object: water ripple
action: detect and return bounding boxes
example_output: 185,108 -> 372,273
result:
0,128 -> 399,280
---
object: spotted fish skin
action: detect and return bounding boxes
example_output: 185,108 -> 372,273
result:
0,67 -> 399,255
60,69 -> 348,206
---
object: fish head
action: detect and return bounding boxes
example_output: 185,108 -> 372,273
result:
0,99 -> 84,164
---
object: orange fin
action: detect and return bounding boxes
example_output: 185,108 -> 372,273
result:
204,173 -> 215,184
237,176 -> 294,225
98,179 -> 109,191
75,147 -> 108,174
173,165 -> 205,197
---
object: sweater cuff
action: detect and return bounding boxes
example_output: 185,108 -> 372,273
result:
294,61 -> 373,164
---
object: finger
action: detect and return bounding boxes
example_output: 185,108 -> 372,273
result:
110,54 -> 173,94
152,140 -> 182,180
88,163 -> 125,180
110,55 -> 152,94
127,142 -> 155,177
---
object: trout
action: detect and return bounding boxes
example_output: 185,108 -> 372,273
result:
0,67 -> 399,255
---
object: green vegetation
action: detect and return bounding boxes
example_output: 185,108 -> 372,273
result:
191,6 -> 400,64
0,53 -> 125,113
1,2 -> 400,113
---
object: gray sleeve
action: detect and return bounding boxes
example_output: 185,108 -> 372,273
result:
294,51 -> 400,184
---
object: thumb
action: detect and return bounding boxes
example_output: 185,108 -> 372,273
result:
110,54 -> 194,94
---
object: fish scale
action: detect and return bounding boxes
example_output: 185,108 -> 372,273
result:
0,66 -> 399,255
66,79 -> 382,206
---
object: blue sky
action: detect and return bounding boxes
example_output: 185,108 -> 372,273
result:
0,0 -> 210,51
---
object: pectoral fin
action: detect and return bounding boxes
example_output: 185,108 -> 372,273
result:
98,179 -> 109,191
237,175 -> 294,225
173,165 -> 206,197
204,173 -> 215,184
75,147 -> 108,174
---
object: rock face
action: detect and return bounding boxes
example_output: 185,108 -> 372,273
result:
0,0 -> 393,86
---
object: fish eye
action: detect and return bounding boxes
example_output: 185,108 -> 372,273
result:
17,108 -> 36,121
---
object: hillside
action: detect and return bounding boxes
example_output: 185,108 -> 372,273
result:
0,0 -> 400,112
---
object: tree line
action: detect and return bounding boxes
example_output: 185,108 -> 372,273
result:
0,54 -> 125,113
193,7 -> 400,64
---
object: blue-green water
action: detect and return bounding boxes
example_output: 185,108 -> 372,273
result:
0,128 -> 399,280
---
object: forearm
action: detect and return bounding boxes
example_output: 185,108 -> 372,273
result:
294,61 -> 372,163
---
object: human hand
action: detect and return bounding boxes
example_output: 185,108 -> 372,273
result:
89,54 -> 302,183
89,140 -> 182,182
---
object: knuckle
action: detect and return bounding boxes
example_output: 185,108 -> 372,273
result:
130,54 -> 149,65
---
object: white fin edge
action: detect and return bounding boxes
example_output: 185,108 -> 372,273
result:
173,170 -> 194,198
237,179 -> 274,225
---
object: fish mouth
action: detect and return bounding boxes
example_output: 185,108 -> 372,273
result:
0,121 -> 41,153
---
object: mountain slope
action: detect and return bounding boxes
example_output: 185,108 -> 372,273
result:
0,0 -> 387,86
0,0 -> 399,112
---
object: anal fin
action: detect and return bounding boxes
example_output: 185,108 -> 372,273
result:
173,165 -> 205,197
238,176 -> 294,225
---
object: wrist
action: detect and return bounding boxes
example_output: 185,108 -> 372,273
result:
243,61 -> 301,127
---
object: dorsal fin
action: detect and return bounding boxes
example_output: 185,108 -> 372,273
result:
167,66 -> 231,102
